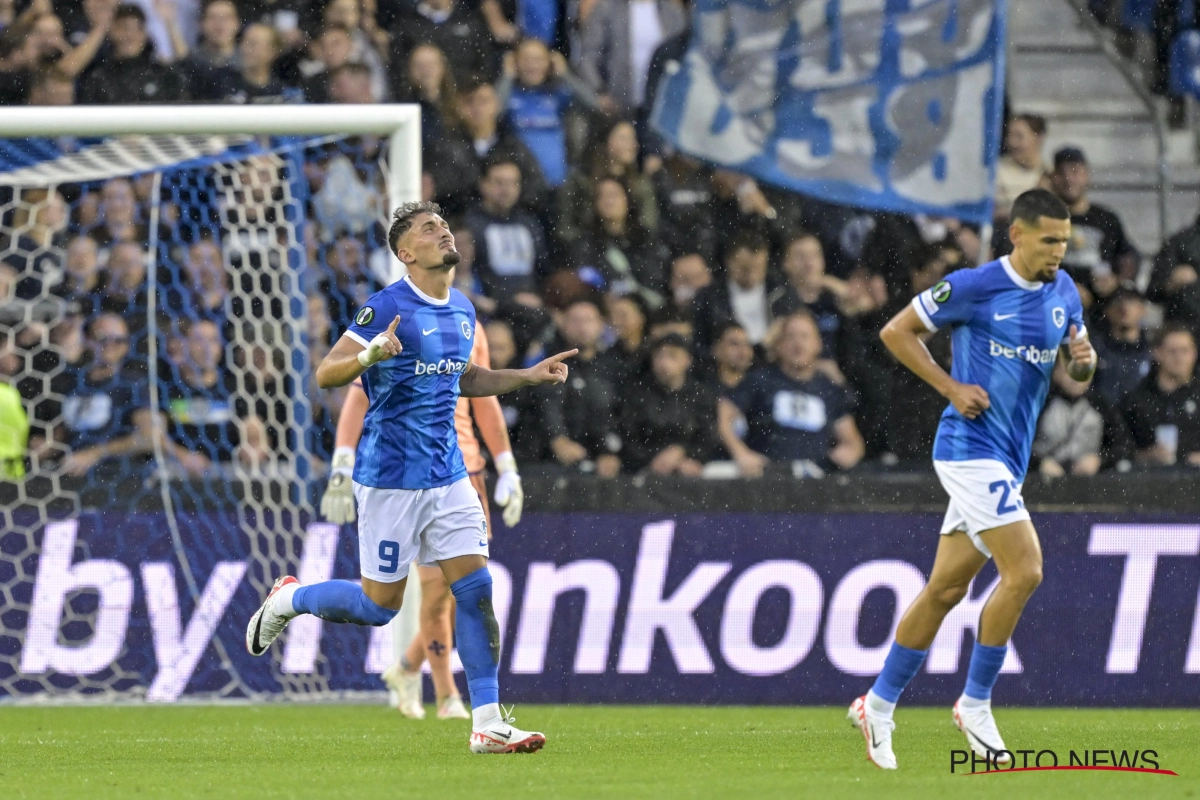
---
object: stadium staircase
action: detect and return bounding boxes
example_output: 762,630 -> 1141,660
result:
1008,0 -> 1200,266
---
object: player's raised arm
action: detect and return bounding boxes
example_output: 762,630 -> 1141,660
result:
459,348 -> 579,397
316,315 -> 402,389
879,305 -> 990,420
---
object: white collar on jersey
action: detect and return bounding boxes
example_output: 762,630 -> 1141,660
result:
1000,255 -> 1042,291
404,274 -> 450,305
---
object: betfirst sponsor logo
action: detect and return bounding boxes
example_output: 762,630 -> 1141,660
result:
989,339 -> 1056,365
415,359 -> 468,376
14,521 -> 1200,701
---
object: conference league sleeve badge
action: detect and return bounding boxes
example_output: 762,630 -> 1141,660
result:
355,306 -> 375,326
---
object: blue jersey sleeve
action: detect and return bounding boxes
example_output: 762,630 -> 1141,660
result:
345,290 -> 399,347
911,269 -> 981,332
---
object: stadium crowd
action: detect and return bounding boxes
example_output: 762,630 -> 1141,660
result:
2,0 -> 1200,485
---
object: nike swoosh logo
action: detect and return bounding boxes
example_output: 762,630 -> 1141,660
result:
422,327 -> 437,335
993,313 -> 1018,321
252,610 -> 264,654
487,730 -> 511,741
478,540 -> 488,547
869,723 -> 881,748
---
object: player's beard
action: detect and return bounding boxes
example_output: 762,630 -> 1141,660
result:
428,249 -> 461,271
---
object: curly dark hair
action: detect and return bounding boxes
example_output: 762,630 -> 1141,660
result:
387,201 -> 443,255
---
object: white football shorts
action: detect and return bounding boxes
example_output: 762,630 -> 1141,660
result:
933,459 -> 1032,559
353,477 -> 489,582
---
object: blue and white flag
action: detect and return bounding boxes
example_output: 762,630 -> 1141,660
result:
651,0 -> 1006,224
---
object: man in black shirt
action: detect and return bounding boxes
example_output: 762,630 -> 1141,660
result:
719,311 -> 864,476
78,4 -> 185,104
619,334 -> 721,475
465,159 -> 551,303
1122,324 -> 1200,468
1050,147 -> 1138,293
1149,213 -> 1200,330
387,0 -> 496,90
536,298 -> 621,477
1092,288 -> 1153,405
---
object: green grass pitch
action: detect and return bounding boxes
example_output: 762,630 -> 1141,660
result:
0,705 -> 1197,799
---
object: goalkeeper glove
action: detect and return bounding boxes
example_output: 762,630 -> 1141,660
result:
320,447 -> 357,524
492,450 -> 524,528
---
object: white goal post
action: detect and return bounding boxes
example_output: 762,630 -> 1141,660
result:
0,104 -> 427,700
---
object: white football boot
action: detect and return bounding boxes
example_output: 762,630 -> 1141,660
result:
245,576 -> 298,656
847,695 -> 897,770
438,695 -> 471,720
382,663 -> 425,719
469,706 -> 546,754
953,699 -> 1012,765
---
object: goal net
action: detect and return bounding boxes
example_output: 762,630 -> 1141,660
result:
0,106 -> 419,701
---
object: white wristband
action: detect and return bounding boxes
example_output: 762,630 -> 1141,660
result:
332,447 -> 355,475
494,450 -> 517,474
357,349 -> 375,367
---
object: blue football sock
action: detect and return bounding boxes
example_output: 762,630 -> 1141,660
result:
291,580 -> 397,626
870,643 -> 929,703
450,567 -> 500,709
963,642 -> 1008,701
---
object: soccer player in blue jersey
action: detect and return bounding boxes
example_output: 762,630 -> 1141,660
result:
245,201 -> 575,754
847,189 -> 1097,769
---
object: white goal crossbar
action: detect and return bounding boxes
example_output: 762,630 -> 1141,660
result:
0,104 -> 423,215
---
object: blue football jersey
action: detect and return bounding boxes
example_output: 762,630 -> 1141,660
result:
912,256 -> 1086,480
344,276 -> 477,490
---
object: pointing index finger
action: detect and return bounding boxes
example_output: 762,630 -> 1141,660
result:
386,315 -> 401,333
547,348 -> 579,364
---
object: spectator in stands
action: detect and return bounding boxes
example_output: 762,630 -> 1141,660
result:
769,231 -> 852,361
387,0 -> 495,91
619,333 -> 720,475
100,241 -> 149,321
484,317 -> 545,463
575,0 -> 686,116
394,43 -> 459,141
653,151 -> 717,264
182,236 -> 229,320
719,311 -> 864,476
296,24 -> 355,103
2,188 -> 67,301
465,158 -> 551,303
667,252 -> 713,319
327,60 -> 373,103
60,235 -> 105,317
704,320 -> 754,392
537,297 -> 622,477
1034,360 -> 1134,477
320,0 -> 389,102
1034,363 -> 1101,477
569,177 -> 670,307
709,170 -> 788,259
1050,146 -> 1139,292
211,23 -> 298,103
78,4 -> 185,104
81,177 -> 142,245
498,37 -> 599,188
318,233 -> 372,325
1093,288 -> 1153,405
27,68 -> 76,104
177,0 -> 239,98
597,292 -> 648,381
691,229 -> 772,352
58,313 -> 153,476
556,118 -> 657,249
1123,325 -> 1200,468
452,76 -> 548,212
994,114 -> 1049,222
1149,212 -> 1200,330
163,318 -> 271,470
